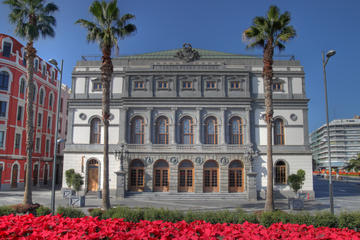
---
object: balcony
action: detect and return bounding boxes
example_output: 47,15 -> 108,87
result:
126,144 -> 247,153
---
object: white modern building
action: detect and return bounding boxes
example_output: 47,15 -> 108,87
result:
63,44 -> 314,199
310,116 -> 360,169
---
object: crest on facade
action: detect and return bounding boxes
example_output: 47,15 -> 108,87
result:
144,156 -> 153,165
174,43 -> 200,62
220,157 -> 229,166
169,157 -> 178,165
195,157 -> 204,165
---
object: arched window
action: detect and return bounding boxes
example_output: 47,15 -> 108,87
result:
0,71 -> 9,91
90,118 -> 101,144
41,64 -> 46,78
130,116 -> 144,144
180,117 -> 193,144
155,117 -> 168,144
34,59 -> 39,72
275,160 -> 287,184
2,41 -> 12,57
19,78 -> 25,95
274,119 -> 285,145
39,88 -> 44,105
204,117 -> 218,144
49,93 -> 53,108
229,117 -> 243,144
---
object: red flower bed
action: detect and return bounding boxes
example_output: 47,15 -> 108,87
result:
1,214 -> 360,239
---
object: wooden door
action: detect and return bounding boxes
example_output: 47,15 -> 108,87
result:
229,168 -> 244,192
203,168 -> 219,192
43,165 -> 48,185
129,167 -> 144,192
178,168 -> 194,192
87,160 -> 99,192
154,168 -> 169,192
33,165 -> 38,186
11,165 -> 18,188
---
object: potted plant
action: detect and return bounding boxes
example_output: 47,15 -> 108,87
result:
62,169 -> 76,198
287,169 -> 305,210
71,172 -> 85,207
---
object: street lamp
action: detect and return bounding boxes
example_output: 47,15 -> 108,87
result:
48,58 -> 63,214
114,144 -> 129,172
322,49 -> 336,214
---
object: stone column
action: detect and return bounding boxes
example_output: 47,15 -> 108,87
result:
220,107 -> 227,145
245,107 -> 251,145
145,107 -> 152,144
194,161 -> 203,193
169,160 -> 178,193
247,172 -> 257,200
170,108 -> 177,144
119,107 -> 127,144
219,162 -> 228,193
115,171 -> 126,199
196,107 -> 202,144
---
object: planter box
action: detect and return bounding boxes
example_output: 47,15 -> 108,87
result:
288,198 -> 304,210
62,189 -> 76,199
69,195 -> 85,207
97,190 -> 102,199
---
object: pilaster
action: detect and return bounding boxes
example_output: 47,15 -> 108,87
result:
145,107 -> 153,144
119,107 -> 127,144
170,107 -> 177,144
246,107 -> 251,144
220,107 -> 227,145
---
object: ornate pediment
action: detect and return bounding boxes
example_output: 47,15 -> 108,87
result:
174,43 -> 200,62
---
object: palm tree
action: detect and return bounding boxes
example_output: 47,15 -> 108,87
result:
243,5 -> 296,211
345,154 -> 360,172
76,0 -> 136,210
3,0 -> 58,205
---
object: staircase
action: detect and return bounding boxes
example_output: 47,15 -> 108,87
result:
125,192 -> 248,201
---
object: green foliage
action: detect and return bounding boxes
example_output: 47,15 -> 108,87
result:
338,211 -> 360,230
56,206 -> 85,218
72,173 -> 84,192
88,208 -> 105,219
345,154 -> 360,172
313,211 -> 338,228
65,169 -> 75,188
36,206 -> 51,216
288,212 -> 314,226
0,206 -> 16,216
288,169 -> 306,194
259,210 -> 291,228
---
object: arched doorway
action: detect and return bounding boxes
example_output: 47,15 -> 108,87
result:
229,160 -> 244,192
153,160 -> 169,192
33,164 -> 38,186
275,160 -> 287,184
43,165 -> 48,185
178,160 -> 194,192
203,160 -> 219,192
129,159 -> 144,192
87,159 -> 99,192
11,164 -> 18,188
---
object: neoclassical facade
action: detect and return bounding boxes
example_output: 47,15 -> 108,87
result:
63,45 -> 314,199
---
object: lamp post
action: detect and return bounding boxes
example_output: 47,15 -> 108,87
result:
114,144 -> 129,172
49,59 -> 63,214
322,50 -> 336,214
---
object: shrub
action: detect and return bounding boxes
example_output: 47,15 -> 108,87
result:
259,210 -> 291,228
289,212 -> 314,226
10,203 -> 40,215
103,206 -> 144,222
36,206 -> 51,216
143,208 -> 183,223
65,169 -> 75,188
56,206 -> 85,218
0,206 -> 16,216
313,211 -> 338,228
338,212 -> 360,230
88,208 -> 105,219
72,173 -> 84,192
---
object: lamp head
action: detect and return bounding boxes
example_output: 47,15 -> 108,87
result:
326,50 -> 336,58
49,59 -> 58,66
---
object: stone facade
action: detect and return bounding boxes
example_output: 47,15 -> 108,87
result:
63,46 -> 314,199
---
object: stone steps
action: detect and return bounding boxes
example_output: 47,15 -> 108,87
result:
125,192 -> 248,200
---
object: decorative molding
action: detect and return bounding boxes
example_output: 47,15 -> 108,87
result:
79,113 -> 87,120
290,113 -> 298,121
195,157 -> 204,165
144,156 -> 153,165
169,156 -> 178,165
220,157 -> 229,166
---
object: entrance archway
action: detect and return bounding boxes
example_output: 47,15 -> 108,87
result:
203,160 -> 219,192
11,164 -> 18,188
178,160 -> 194,192
87,159 -> 99,192
153,160 -> 169,192
228,160 -> 244,192
129,159 -> 144,192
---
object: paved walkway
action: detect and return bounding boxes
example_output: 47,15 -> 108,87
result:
0,176 -> 359,215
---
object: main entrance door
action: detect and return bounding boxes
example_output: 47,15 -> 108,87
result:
203,160 -> 219,192
129,159 -> 145,192
33,164 -> 38,186
153,160 -> 169,192
87,159 -> 99,192
11,164 -> 18,188
178,160 -> 194,192
229,160 -> 244,192
43,165 -> 48,185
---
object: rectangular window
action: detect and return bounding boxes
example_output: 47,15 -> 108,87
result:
182,81 -> 192,89
51,71 -> 55,81
34,60 -> 38,72
93,82 -> 102,91
158,81 -> 168,89
0,101 -> 7,117
134,81 -> 144,89
35,137 -> 40,152
17,106 -> 23,121
42,65 -> 46,78
37,113 -> 42,127
45,139 -> 50,153
230,81 -> 241,89
272,83 -> 283,92
206,81 -> 216,89
60,98 -> 63,112
47,116 -> 51,130
20,80 -> 25,94
0,131 -> 4,148
15,133 -> 21,149
2,42 -> 11,57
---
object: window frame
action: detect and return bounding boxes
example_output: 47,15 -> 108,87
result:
206,81 -> 217,89
35,136 -> 41,153
92,81 -> 102,92
90,117 -> 102,144
14,133 -> 21,149
155,116 -> 169,144
134,81 -> 145,90
229,117 -> 244,145
0,71 -> 10,91
204,117 -> 218,144
180,116 -> 193,144
2,41 -> 12,58
182,81 -> 193,89
274,118 -> 285,145
130,116 -> 144,144
275,161 -> 287,184
0,101 -> 7,118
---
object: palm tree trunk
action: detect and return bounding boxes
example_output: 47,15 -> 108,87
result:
24,41 -> 36,205
100,47 -> 113,210
263,41 -> 274,212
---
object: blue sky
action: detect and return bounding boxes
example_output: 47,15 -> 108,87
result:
1,0 -> 359,132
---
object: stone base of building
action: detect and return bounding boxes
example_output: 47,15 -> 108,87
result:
258,189 -> 315,201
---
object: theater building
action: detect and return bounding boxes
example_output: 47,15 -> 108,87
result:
0,33 -> 69,190
63,44 -> 314,199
